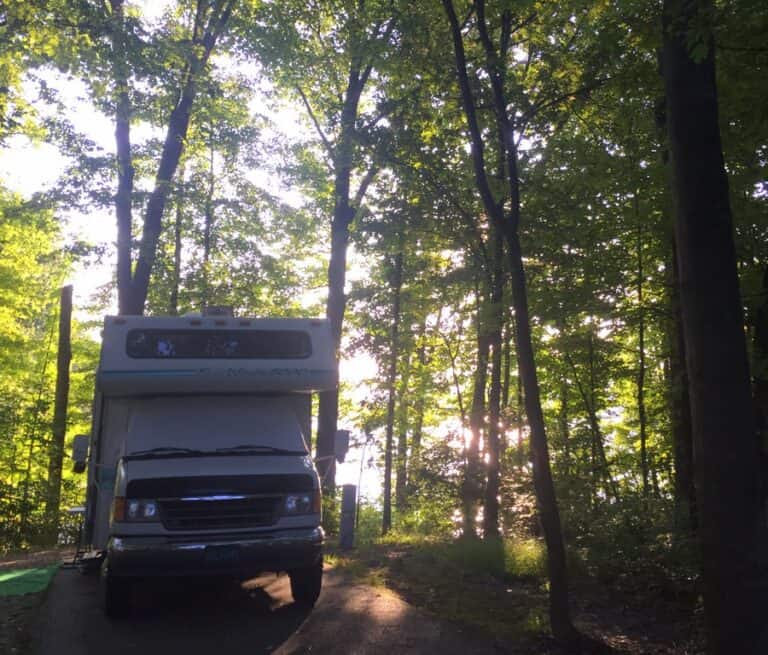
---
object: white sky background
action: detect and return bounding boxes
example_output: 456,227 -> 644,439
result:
0,0 -> 382,500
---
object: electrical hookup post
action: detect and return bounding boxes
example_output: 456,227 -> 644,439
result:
339,484 -> 357,550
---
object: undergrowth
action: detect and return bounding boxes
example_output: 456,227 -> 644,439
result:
328,533 -> 550,641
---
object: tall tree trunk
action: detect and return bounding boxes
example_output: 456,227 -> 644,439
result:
443,0 -> 578,643
169,167 -> 184,316
662,1 -> 768,651
484,227 -> 504,540
315,69 -> 368,489
754,265 -> 768,445
201,126 -> 215,309
515,341 -> 525,467
559,371 -> 571,482
462,289 -> 489,539
567,339 -> 617,504
409,318 -> 428,493
121,0 -> 235,315
501,314 -> 512,411
636,212 -> 649,498
668,242 -> 697,532
108,0 -> 134,315
395,349 -> 412,512
656,97 -> 696,531
588,332 -> 618,501
506,231 -> 577,644
43,285 -> 73,545
382,250 -> 403,535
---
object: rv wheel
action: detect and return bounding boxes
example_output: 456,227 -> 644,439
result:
101,566 -> 132,618
289,557 -> 323,607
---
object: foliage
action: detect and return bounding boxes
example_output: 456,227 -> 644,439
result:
0,188 -> 97,551
0,1 -> 766,647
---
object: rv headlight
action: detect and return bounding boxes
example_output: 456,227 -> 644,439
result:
283,493 -> 314,516
112,497 -> 159,522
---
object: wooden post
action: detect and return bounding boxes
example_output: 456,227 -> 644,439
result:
339,484 -> 357,550
44,285 -> 73,544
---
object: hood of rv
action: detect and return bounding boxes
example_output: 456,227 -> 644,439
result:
114,453 -> 318,497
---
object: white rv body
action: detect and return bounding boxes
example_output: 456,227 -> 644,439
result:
81,315 -> 336,615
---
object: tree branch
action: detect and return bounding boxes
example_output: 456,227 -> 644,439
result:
296,85 -> 335,165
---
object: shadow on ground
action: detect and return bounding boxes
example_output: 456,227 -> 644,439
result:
34,565 -> 505,655
34,570 -> 310,655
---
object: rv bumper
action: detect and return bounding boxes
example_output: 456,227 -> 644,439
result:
105,526 -> 324,578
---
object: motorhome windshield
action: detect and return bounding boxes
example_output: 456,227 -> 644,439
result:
124,396 -> 310,455
126,329 -> 312,359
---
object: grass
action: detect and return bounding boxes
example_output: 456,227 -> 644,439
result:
327,534 -> 550,645
325,531 -> 706,654
0,566 -> 59,597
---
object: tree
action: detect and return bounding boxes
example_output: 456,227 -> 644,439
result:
252,0 -> 397,486
0,188 -> 73,547
662,0 -> 768,651
440,0 -> 579,643
42,284 -> 72,545
106,0 -> 237,314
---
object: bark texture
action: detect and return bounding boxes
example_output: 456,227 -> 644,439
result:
44,285 -> 73,544
662,0 -> 768,651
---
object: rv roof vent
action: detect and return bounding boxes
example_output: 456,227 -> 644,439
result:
203,306 -> 234,317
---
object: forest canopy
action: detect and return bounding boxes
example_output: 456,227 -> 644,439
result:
0,0 -> 766,652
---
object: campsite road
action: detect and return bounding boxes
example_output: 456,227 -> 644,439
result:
32,566 -> 503,655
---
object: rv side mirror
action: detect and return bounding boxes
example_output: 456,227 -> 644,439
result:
71,434 -> 89,473
334,429 -> 350,463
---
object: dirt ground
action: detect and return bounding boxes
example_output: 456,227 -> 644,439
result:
31,565 -> 506,655
331,544 -> 705,655
0,546 -> 703,655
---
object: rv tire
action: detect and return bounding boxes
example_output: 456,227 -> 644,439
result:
289,557 -> 323,607
102,568 -> 132,618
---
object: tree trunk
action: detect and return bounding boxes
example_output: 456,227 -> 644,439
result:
507,232 -> 577,643
668,239 -> 697,532
754,265 -> 768,446
382,250 -> 404,535
567,338 -> 617,504
559,370 -> 571,482
315,71 -> 366,489
409,318 -> 428,492
662,1 -> 768,650
108,0 -> 135,315
201,127 -> 215,309
395,348 -> 412,512
121,0 -> 235,315
484,227 -> 504,540
462,290 -> 489,539
636,213 -> 649,498
515,342 -> 525,467
43,285 -> 73,544
169,169 -> 184,316
443,0 -> 578,642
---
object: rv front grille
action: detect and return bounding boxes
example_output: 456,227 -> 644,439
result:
158,495 -> 280,531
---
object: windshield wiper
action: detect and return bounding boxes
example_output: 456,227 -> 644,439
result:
214,445 -> 308,456
125,447 -> 210,460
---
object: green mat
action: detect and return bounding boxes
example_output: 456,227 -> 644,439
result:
0,565 -> 59,596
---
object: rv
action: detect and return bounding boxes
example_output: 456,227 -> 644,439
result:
73,314 -> 341,616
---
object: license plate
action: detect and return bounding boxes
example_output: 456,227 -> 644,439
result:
204,545 -> 240,564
